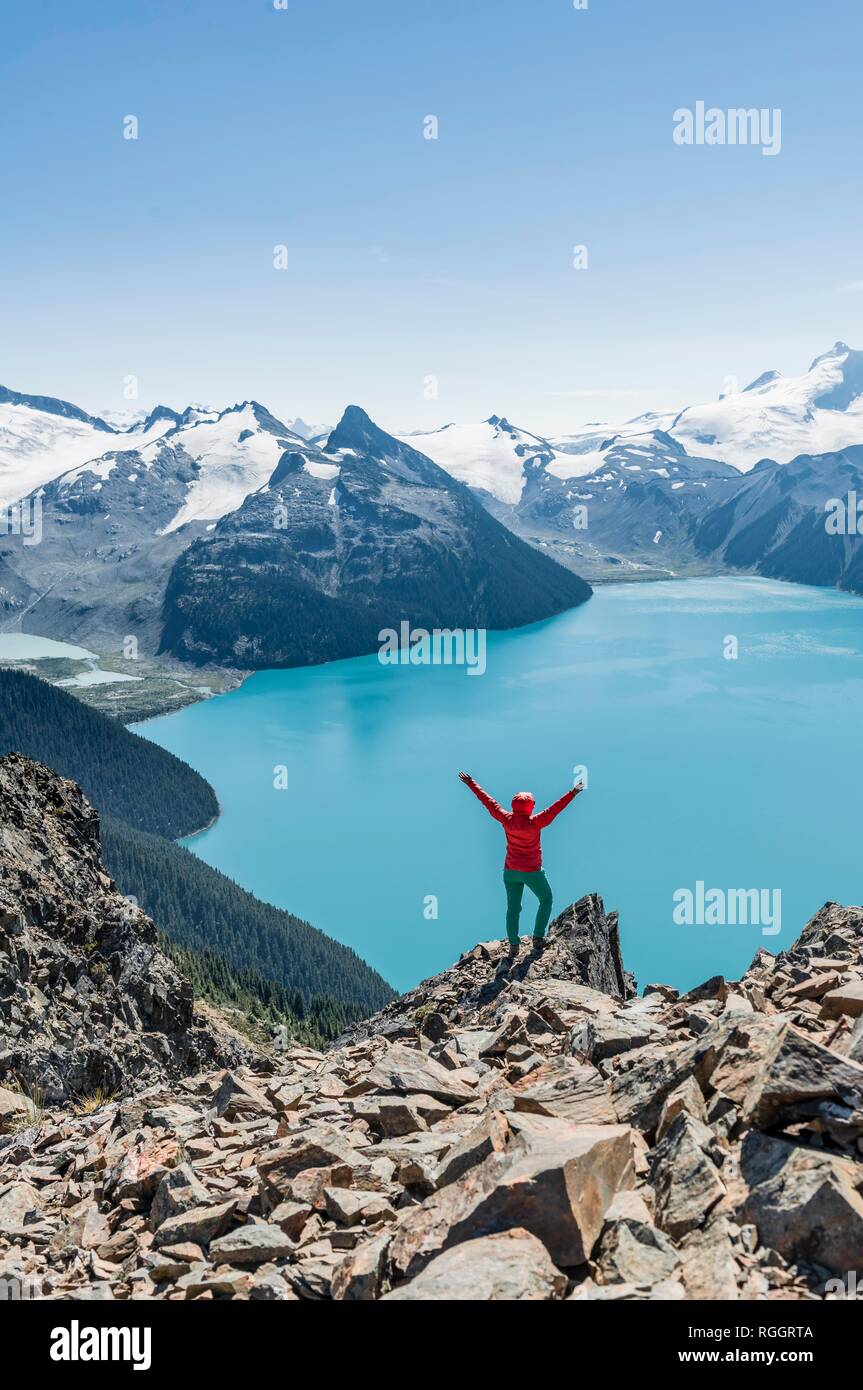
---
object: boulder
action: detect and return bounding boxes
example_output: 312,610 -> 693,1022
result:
367,1044 -> 477,1105
595,1191 -> 680,1287
740,1131 -> 863,1276
257,1126 -> 363,1206
677,1215 -> 739,1300
655,1075 -> 708,1142
373,1097 -> 430,1137
149,1163 -> 210,1232
0,1182 -> 44,1233
820,982 -> 863,1021
151,1200 -> 237,1250
571,1014 -> 653,1063
213,1071 -> 272,1121
390,1121 -> 634,1277
651,1113 -> 726,1241
383,1228 -> 567,1301
209,1223 -> 295,1266
0,1087 -> 35,1135
742,1024 -> 863,1141
331,1231 -> 392,1301
323,1188 -> 395,1226
510,1056 -> 617,1124
431,1111 -> 511,1190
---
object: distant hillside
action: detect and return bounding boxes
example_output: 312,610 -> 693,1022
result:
0,668 -> 216,838
101,816 -> 393,1018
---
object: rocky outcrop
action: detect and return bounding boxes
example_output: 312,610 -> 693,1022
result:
3,762 -> 863,1300
0,754 -> 251,1107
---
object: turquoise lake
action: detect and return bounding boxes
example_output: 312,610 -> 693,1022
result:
138,577 -> 863,995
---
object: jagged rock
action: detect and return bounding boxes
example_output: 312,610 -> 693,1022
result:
571,1013 -> 653,1063
510,1057 -> 617,1124
706,1016 -> 789,1105
0,1182 -> 43,1233
431,1111 -> 510,1190
53,1200 -> 111,1253
151,1200 -> 237,1249
0,754 -> 252,1105
370,1097 -> 430,1136
610,1030 -> 728,1136
270,1200 -> 314,1240
257,1127 -> 364,1207
540,896 -> 635,999
383,1228 -> 568,1301
366,1044 -> 477,1105
678,1215 -> 740,1300
651,1113 -> 726,1241
323,1188 -> 394,1226
681,976 -> 727,1005
149,1164 -> 210,1232
570,1276 -> 685,1301
740,1131 -> 863,1276
595,1190 -> 680,1287
390,1121 -> 634,1276
655,1076 -> 708,1141
742,1023 -> 863,1143
480,1012 -> 530,1057
820,982 -> 863,1021
331,1230 -> 392,1301
0,1087 -> 34,1134
213,1071 -> 272,1121
209,1223 -> 295,1265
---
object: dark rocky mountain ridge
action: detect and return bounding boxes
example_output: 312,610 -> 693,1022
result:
159,407 -> 591,668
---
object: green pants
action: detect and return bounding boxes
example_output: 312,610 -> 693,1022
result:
503,869 -> 553,945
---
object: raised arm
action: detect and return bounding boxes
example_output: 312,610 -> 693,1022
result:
458,771 -> 507,824
533,783 -> 582,829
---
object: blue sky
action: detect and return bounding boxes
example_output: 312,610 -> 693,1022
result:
3,0 -> 862,435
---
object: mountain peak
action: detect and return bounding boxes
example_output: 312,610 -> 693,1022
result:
743,370 -> 782,393
810,341 -> 854,370
327,405 -> 392,455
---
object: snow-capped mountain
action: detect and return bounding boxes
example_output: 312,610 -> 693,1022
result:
288,417 -> 333,444
0,385 -> 318,520
159,407 -> 591,669
6,342 -> 863,661
0,386 -> 182,508
668,343 -> 863,472
397,415 -> 575,505
472,428 -> 739,580
547,343 -> 863,475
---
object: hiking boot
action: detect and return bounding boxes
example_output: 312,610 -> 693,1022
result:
496,942 -> 519,975
530,935 -> 546,954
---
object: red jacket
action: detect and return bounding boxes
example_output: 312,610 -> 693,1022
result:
463,776 -> 578,872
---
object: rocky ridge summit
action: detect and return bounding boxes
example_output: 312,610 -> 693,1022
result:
2,765 -> 863,1299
